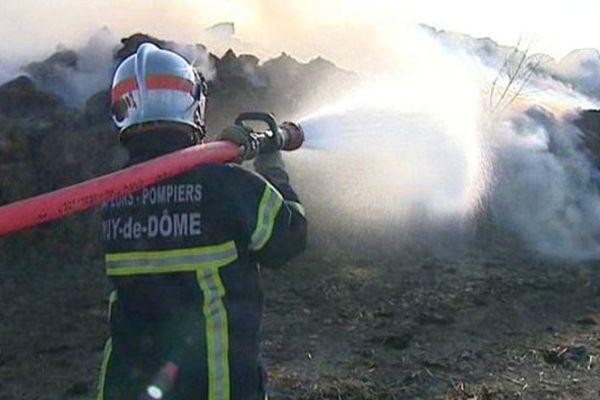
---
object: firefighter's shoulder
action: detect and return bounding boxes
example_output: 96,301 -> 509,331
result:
190,162 -> 268,194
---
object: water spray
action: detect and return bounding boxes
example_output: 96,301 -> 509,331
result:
0,112 -> 305,237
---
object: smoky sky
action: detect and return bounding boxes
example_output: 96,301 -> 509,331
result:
3,0 -> 600,67
3,0 -> 600,260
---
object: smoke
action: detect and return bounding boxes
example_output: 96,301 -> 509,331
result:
55,27 -> 116,106
13,27 -> 118,107
169,43 -> 217,82
2,1 -> 600,259
67,28 -> 117,104
426,31 -> 600,260
283,17 -> 600,260
489,107 -> 600,259
286,28 -> 490,257
18,28 -> 218,107
551,49 -> 600,100
0,27 -> 221,107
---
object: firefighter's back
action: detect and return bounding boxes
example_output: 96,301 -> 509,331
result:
100,163 -> 273,400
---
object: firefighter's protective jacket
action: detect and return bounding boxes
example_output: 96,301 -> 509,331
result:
98,153 -> 307,400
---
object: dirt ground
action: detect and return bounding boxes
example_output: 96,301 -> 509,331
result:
0,229 -> 599,400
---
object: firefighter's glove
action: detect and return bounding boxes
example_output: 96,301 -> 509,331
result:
254,151 -> 289,184
216,125 -> 260,162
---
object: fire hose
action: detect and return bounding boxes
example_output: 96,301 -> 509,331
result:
0,112 -> 304,237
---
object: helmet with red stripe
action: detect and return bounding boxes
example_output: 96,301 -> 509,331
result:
111,43 -> 207,142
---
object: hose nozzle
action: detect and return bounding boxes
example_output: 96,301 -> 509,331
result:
235,112 -> 305,155
279,121 -> 305,151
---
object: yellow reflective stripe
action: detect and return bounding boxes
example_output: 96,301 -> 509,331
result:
105,241 -> 238,276
96,338 -> 112,400
197,268 -> 230,400
107,291 -> 117,322
106,242 -> 234,261
107,263 -> 229,276
286,201 -> 306,217
250,184 -> 283,251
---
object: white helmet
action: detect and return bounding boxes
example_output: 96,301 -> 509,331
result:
111,43 -> 207,141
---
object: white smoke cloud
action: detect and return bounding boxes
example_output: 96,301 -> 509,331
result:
291,21 -> 600,260
489,107 -> 600,259
2,1 -> 600,260
3,26 -> 221,107
170,43 -> 217,82
61,27 -> 117,105
19,27 -> 118,107
552,49 -> 600,100
426,28 -> 600,105
416,28 -> 600,259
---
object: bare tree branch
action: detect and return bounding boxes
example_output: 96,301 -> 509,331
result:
489,37 -> 544,117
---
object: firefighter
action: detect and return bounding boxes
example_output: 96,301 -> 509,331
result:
98,43 -> 307,400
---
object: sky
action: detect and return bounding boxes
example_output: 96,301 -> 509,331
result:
0,0 -> 598,62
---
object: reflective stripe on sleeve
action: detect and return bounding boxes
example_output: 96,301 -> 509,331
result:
285,201 -> 306,218
105,241 -> 238,276
196,268 -> 230,400
250,184 -> 283,251
107,290 -> 117,322
96,337 -> 112,400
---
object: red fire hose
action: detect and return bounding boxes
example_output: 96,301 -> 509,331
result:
0,141 -> 240,237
